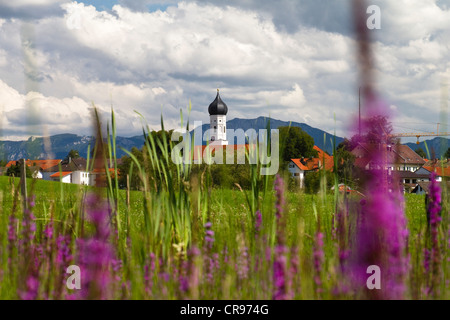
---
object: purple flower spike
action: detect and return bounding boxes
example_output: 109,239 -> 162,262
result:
75,193 -> 116,300
272,245 -> 287,300
274,175 -> 285,222
255,210 -> 262,235
427,172 -> 442,298
313,232 -> 324,297
8,215 -> 17,243
20,275 -> 39,300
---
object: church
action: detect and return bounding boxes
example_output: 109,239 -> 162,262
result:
208,89 -> 228,145
184,89 -> 278,176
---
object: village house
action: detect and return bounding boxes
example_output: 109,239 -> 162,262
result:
349,143 -> 450,193
395,166 -> 432,193
288,146 -> 334,188
29,166 -> 44,179
45,157 -> 89,184
412,181 -> 450,195
351,143 -> 426,172
5,159 -> 62,179
423,160 -> 450,182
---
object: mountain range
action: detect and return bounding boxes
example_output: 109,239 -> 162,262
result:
0,117 -> 448,161
405,137 -> 449,159
196,116 -> 343,155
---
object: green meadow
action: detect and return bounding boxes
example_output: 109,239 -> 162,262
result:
1,171 -> 446,300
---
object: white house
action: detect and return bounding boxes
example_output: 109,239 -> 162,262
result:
288,159 -> 307,188
352,143 -> 426,172
50,171 -> 72,183
70,171 -> 90,185
45,158 -> 90,185
288,146 -> 334,188
29,166 -> 43,179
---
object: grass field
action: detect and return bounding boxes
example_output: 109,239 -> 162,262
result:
1,171 -> 447,300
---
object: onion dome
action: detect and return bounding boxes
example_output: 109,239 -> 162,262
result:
208,89 -> 228,115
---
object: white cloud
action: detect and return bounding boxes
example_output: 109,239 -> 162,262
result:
0,0 -> 448,143
3,0 -> 66,7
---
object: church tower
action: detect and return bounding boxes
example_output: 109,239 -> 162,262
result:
208,89 -> 228,145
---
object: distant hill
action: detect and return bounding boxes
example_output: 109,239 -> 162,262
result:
193,116 -> 344,155
0,117 -> 343,161
405,137 -> 449,159
0,134 -> 146,161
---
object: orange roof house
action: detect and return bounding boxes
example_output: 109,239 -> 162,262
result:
423,166 -> 450,178
288,146 -> 334,188
290,146 -> 334,172
49,171 -> 72,178
6,159 -> 62,170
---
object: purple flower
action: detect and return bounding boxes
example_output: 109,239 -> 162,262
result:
272,175 -> 290,299
44,220 -> 53,240
204,222 -> 212,229
235,247 -> 249,281
255,210 -> 262,235
8,215 -> 17,243
56,235 -> 72,267
112,259 -> 123,282
427,172 -> 442,298
288,247 -> 299,299
313,232 -> 324,297
75,193 -> 116,300
20,275 -> 39,300
17,195 -> 40,300
272,245 -> 287,300
204,222 -> 214,246
183,246 -> 200,298
7,214 -> 17,266
274,175 -> 285,222
350,184 -> 409,300
21,195 -> 37,246
203,222 -> 215,285
144,253 -> 156,297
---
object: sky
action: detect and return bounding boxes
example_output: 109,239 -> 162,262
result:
0,0 -> 449,143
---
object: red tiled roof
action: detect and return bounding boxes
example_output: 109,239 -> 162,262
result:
50,171 -> 72,178
291,146 -> 334,172
354,157 -> 370,169
6,159 -> 62,170
351,143 -> 425,165
423,166 -> 450,177
291,159 -> 308,171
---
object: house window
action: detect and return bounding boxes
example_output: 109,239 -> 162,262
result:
219,119 -> 221,123
405,179 -> 410,184
294,173 -> 300,176
214,126 -> 216,129
224,126 -> 226,133
412,179 -> 416,184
